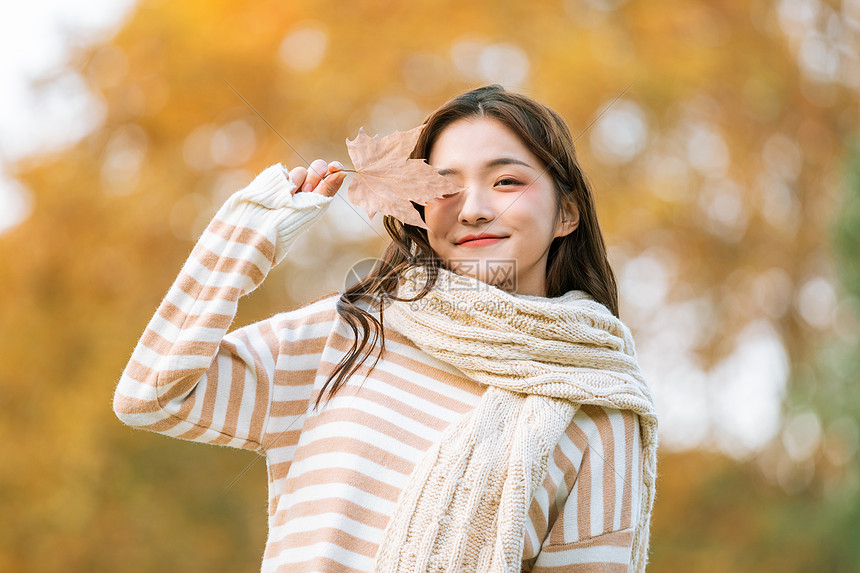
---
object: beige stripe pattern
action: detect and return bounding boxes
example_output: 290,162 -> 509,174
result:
113,164 -> 645,572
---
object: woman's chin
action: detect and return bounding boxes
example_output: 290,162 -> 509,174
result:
445,259 -> 518,292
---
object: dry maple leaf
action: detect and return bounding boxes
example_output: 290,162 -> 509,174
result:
345,124 -> 464,229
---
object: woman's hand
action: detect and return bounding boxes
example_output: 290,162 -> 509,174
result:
288,159 -> 346,198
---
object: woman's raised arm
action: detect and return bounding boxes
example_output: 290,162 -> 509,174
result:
112,160 -> 345,450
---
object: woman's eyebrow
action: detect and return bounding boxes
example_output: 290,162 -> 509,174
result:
436,157 -> 535,177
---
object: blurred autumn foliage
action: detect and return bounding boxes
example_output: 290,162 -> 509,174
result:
1,0 -> 858,571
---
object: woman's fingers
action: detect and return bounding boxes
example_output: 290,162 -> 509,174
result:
318,161 -> 346,197
288,166 -> 308,193
302,159 -> 329,193
290,160 -> 346,197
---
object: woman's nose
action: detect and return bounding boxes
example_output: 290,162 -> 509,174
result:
457,186 -> 495,225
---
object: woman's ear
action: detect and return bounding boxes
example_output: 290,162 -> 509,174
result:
554,197 -> 580,238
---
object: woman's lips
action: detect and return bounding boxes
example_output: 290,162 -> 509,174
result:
457,236 -> 506,247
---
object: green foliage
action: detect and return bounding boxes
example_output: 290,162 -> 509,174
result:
833,139 -> 860,300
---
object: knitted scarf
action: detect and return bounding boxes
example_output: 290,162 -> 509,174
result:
374,266 -> 658,573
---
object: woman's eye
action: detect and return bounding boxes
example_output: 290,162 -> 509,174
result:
496,178 -> 521,187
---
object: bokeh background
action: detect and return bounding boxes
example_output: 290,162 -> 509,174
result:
1,0 -> 859,571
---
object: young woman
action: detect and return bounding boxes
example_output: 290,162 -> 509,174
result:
113,84 -> 658,572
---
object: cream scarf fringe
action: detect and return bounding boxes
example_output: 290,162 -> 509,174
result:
375,267 -> 658,573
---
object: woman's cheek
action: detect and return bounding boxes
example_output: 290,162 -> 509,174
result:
423,204 -> 448,236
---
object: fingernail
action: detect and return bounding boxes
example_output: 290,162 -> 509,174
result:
332,161 -> 344,171
303,183 -> 312,192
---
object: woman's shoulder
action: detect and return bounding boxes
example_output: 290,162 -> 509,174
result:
264,292 -> 342,335
550,405 -> 642,473
266,291 -> 384,335
568,405 -> 641,447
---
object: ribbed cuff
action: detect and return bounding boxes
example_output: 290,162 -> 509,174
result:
223,164 -> 334,262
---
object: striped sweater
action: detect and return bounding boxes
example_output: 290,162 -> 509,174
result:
113,164 -> 644,572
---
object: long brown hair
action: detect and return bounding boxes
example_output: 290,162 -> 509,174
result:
318,84 -> 618,406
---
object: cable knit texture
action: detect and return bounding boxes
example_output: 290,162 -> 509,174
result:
376,266 -> 658,573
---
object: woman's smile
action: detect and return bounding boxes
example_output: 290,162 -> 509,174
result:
423,117 -> 577,296
456,233 -> 508,247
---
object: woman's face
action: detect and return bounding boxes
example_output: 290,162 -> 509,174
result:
424,117 -> 578,297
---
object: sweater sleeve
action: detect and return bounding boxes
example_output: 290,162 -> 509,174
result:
525,407 -> 643,572
529,529 -> 635,572
112,164 -> 333,451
